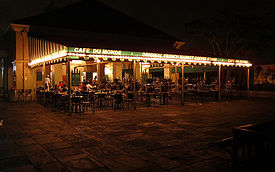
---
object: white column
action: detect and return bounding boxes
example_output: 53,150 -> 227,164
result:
112,62 -> 116,82
218,65 -> 221,101
203,66 -> 206,80
97,62 -> 100,85
133,60 -> 136,110
140,62 -> 143,83
67,59 -> 71,116
247,68 -> 250,98
181,63 -> 184,105
164,64 -> 170,79
247,68 -> 250,91
136,62 -> 141,81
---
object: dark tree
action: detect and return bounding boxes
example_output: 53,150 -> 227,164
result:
185,10 -> 275,61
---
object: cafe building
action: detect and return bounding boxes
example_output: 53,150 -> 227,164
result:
4,0 -> 251,109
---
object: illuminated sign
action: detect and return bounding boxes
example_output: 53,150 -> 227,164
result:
29,47 -> 251,68
93,49 -> 122,55
74,48 -> 91,53
142,52 -> 162,58
67,47 -> 250,64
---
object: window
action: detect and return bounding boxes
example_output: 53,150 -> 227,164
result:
36,71 -> 42,81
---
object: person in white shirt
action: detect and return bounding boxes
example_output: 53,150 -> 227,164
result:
45,75 -> 51,91
86,82 -> 93,91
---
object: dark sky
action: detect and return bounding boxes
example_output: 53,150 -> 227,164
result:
1,0 -> 275,63
0,0 -> 218,36
0,0 -> 79,33
2,0 -> 274,38
100,0 -> 275,40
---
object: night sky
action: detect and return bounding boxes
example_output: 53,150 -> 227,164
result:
1,0 -> 275,64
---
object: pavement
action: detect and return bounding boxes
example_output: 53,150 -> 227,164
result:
0,95 -> 275,171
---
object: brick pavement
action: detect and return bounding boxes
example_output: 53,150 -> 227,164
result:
0,96 -> 275,171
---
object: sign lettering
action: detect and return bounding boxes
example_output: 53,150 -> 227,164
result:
68,47 -> 250,64
74,48 -> 90,53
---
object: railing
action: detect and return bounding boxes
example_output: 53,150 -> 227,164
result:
36,87 -> 250,113
210,122 -> 275,171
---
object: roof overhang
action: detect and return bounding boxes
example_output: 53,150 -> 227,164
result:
28,47 -> 252,68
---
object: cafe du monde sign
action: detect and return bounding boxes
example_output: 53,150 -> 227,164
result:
73,48 -> 122,55
69,47 -> 250,64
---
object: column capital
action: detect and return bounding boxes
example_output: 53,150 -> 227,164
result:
10,23 -> 29,32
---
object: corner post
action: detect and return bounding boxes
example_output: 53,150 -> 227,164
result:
67,58 -> 72,116
247,67 -> 250,98
133,60 -> 136,110
181,63 -> 184,105
218,65 -> 221,101
96,62 -> 100,85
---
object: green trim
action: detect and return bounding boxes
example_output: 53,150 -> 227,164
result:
68,56 -> 80,60
67,47 -> 250,64
84,56 -> 90,60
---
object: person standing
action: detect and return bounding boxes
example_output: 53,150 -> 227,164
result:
45,75 -> 51,91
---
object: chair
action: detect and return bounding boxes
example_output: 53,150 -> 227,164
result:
36,89 -> 42,104
114,93 -> 123,111
151,93 -> 161,107
16,89 -> 24,102
161,92 -> 169,105
59,94 -> 69,112
80,92 -> 89,111
222,89 -> 233,100
143,92 -> 151,107
96,93 -> 107,110
45,91 -> 54,106
89,92 -> 95,113
123,92 -> 134,110
105,94 -> 114,109
81,91 -> 94,112
71,95 -> 83,113
24,89 -> 32,102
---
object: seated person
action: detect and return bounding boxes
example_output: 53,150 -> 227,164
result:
82,83 -> 87,91
61,81 -> 65,88
57,81 -> 62,88
86,82 -> 93,91
105,83 -> 111,89
62,84 -> 68,92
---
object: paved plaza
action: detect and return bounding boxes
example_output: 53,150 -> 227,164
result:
1,94 -> 275,171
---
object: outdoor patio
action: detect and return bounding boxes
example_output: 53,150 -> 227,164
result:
1,94 -> 275,171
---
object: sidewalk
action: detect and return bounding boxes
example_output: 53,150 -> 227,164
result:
1,97 -> 275,171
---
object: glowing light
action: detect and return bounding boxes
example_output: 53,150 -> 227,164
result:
68,53 -> 86,57
29,48 -> 252,68
236,63 -> 252,67
29,50 -> 67,66
212,62 -> 235,66
86,54 -> 213,65
105,67 -> 112,75
141,62 -> 150,68
142,62 -> 150,65
71,60 -> 84,64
